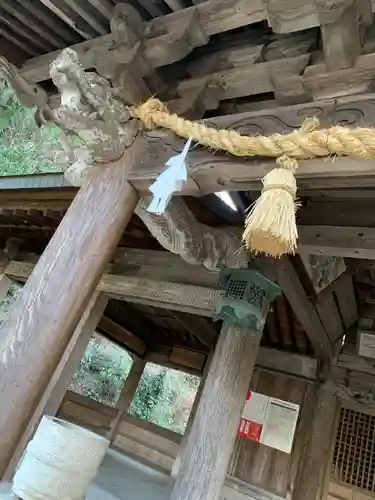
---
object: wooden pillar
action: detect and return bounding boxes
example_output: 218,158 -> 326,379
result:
172,354 -> 211,478
170,321 -> 263,500
107,357 -> 146,442
2,292 -> 108,480
292,382 -> 337,500
0,140 -> 143,476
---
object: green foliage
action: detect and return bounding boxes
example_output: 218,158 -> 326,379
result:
0,84 -> 65,176
69,334 -> 133,407
69,335 -> 200,434
131,369 -> 167,421
0,283 -> 22,320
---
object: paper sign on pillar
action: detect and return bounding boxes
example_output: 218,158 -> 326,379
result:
238,391 -> 300,454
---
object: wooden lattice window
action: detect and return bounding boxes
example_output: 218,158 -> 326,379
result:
332,407 -> 375,492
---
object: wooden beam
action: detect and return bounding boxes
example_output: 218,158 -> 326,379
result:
20,0 -> 265,83
176,53 -> 310,105
111,247 -> 219,288
106,357 -> 146,443
298,225 -> 375,259
6,248 -> 220,288
100,275 -> 223,316
0,140 -> 143,477
256,347 -> 318,380
0,94 -> 375,196
38,0 -> 98,39
2,292 -> 108,480
169,346 -> 206,371
276,258 -> 332,360
14,0 -> 78,44
318,0 -> 362,71
145,348 -> 204,376
168,310 -> 217,349
4,260 -> 224,316
0,9 -> 53,53
4,258 -> 351,355
0,2 -> 64,49
170,321 -> 264,500
99,316 -> 147,356
147,342 -> 319,380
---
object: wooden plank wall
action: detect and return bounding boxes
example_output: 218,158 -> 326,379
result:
228,370 -> 313,499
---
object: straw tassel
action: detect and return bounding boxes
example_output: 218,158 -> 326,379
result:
242,118 -> 321,257
242,155 -> 299,257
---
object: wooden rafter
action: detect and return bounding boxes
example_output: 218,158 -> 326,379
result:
98,315 -> 147,356
275,258 -> 332,360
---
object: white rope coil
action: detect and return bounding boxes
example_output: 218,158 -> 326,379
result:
12,416 -> 109,500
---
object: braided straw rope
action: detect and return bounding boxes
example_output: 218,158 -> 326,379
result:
130,98 -> 375,257
130,98 -> 375,160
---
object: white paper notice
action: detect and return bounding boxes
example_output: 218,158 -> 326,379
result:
359,332 -> 375,359
242,392 -> 269,423
259,397 -> 300,453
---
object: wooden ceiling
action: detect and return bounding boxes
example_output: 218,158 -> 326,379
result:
0,0 -> 175,59
1,0 -> 374,120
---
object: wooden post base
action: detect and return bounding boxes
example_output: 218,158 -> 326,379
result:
170,321 -> 263,500
0,140 -> 144,476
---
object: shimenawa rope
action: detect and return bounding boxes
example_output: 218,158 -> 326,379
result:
129,98 -> 375,257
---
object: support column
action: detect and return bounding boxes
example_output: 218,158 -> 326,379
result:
0,140 -> 143,476
2,292 -> 108,480
170,321 -> 263,500
292,382 -> 337,500
172,354 -> 211,479
107,357 -> 146,443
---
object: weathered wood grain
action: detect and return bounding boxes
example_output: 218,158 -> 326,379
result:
319,0 -> 361,71
315,291 -> 343,344
3,292 -> 108,480
303,52 -> 375,100
99,316 -> 147,356
111,247 -> 219,288
276,258 -> 332,360
20,0 -> 264,83
177,54 -> 310,107
333,273 -> 358,330
1,95 -> 375,198
169,346 -> 206,371
0,139 -> 142,477
337,352 -> 375,377
127,93 -> 375,196
256,347 -> 318,380
107,357 -> 146,443
298,226 -> 375,259
291,383 -> 338,500
170,321 -> 263,500
147,342 -> 318,380
4,259 -> 224,315
100,275 -> 224,316
333,366 -> 375,391
145,348 -> 204,376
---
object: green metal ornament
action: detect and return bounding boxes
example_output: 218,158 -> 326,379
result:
214,267 -> 280,330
